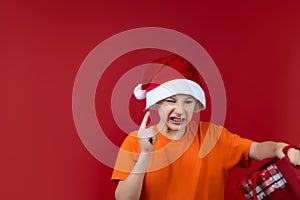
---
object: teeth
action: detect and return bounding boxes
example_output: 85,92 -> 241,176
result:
171,117 -> 184,122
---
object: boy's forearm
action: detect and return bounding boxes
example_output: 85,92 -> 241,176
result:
115,153 -> 151,200
249,141 -> 287,161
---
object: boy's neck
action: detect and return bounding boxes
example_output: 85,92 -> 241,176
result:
156,122 -> 187,140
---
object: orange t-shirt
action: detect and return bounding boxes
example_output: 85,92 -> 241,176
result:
111,121 -> 253,200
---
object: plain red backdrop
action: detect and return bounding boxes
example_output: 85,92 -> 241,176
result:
1,1 -> 300,199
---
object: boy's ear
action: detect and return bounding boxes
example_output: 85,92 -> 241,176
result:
194,101 -> 203,113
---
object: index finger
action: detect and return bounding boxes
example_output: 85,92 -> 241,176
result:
140,111 -> 150,129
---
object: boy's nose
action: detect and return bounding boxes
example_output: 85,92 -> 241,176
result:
173,102 -> 183,114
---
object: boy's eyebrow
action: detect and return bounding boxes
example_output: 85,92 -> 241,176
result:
184,97 -> 194,100
164,97 -> 177,102
166,96 -> 176,99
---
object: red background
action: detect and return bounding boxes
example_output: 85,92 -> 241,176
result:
1,1 -> 300,199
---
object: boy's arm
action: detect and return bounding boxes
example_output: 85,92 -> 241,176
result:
115,153 -> 151,200
115,112 -> 157,200
249,141 -> 300,166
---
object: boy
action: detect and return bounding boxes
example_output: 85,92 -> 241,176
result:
111,54 -> 300,200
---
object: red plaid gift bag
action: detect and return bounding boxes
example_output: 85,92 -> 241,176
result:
237,145 -> 300,200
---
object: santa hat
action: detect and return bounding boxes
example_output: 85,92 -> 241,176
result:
133,54 -> 206,112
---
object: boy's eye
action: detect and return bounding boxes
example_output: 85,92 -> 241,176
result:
185,100 -> 193,104
165,99 -> 176,103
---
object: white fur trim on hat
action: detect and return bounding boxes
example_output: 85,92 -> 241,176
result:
146,79 -> 206,111
133,83 -> 146,100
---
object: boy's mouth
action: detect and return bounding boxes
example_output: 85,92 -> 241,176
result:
169,117 -> 185,124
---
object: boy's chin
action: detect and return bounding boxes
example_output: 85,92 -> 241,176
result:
167,123 -> 186,131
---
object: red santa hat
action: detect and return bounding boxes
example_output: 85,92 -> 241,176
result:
133,54 -> 206,112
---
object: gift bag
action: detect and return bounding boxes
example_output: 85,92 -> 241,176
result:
237,145 -> 300,200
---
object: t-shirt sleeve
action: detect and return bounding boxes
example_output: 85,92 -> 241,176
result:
111,131 -> 140,183
220,127 -> 253,170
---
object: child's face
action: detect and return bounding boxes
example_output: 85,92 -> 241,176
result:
156,94 -> 197,134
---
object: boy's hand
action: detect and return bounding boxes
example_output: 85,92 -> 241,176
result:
137,111 -> 157,154
286,147 -> 300,166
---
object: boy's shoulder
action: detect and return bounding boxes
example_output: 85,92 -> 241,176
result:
122,130 -> 139,145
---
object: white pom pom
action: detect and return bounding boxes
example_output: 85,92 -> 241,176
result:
133,84 -> 146,100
